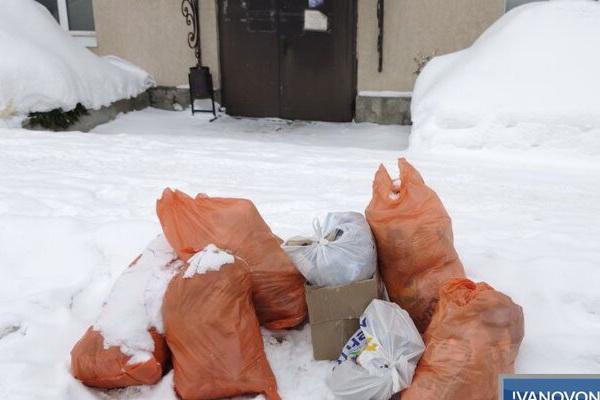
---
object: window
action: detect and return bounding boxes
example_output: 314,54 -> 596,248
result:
36,0 -> 96,47
506,0 -> 546,11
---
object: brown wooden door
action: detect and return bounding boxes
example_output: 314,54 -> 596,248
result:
218,0 -> 280,117
218,0 -> 357,122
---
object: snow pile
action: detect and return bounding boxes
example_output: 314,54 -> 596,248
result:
0,0 -> 154,120
183,244 -> 235,278
410,0 -> 600,157
94,235 -> 180,364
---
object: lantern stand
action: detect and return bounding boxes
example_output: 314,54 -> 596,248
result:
182,0 -> 217,121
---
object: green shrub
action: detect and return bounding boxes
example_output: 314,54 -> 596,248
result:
28,103 -> 88,130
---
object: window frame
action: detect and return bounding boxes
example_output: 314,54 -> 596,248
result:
505,0 -> 545,12
56,0 -> 97,47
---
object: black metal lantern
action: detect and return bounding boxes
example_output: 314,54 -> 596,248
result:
182,0 -> 217,120
189,65 -> 216,116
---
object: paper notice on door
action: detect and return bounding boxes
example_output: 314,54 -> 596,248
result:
304,10 -> 328,32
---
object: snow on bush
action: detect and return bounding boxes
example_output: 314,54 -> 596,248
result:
0,0 -> 154,121
410,0 -> 600,156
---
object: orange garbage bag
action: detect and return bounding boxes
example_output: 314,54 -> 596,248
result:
70,235 -> 179,388
402,279 -> 525,400
162,245 -> 280,400
71,328 -> 170,388
156,188 -> 307,329
365,158 -> 465,332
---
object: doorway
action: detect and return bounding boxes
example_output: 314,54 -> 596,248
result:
218,0 -> 357,122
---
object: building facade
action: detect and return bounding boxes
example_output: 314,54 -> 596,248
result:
37,0 -> 539,123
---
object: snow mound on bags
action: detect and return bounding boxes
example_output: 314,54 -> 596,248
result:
410,0 -> 600,157
184,244 -> 235,278
0,0 -> 155,119
94,235 -> 181,364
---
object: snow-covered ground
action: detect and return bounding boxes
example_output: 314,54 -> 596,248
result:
0,108 -> 599,399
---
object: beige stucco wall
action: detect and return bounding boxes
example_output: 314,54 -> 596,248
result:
357,0 -> 505,92
92,0 -> 220,88
198,0 -> 221,88
198,0 -> 503,92
91,0 -> 502,91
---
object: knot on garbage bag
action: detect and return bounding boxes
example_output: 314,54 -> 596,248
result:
392,356 -> 411,392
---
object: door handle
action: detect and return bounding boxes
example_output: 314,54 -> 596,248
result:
281,35 -> 289,56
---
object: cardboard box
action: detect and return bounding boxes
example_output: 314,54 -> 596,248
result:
305,274 -> 384,361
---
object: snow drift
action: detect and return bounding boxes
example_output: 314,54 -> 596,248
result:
0,0 -> 154,120
410,0 -> 600,157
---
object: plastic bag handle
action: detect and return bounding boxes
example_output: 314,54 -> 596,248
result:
312,217 -> 323,239
313,218 -> 332,245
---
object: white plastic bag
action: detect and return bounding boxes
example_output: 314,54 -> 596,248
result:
328,300 -> 425,400
283,212 -> 377,287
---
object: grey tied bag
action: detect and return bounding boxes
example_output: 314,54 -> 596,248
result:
283,212 -> 377,287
